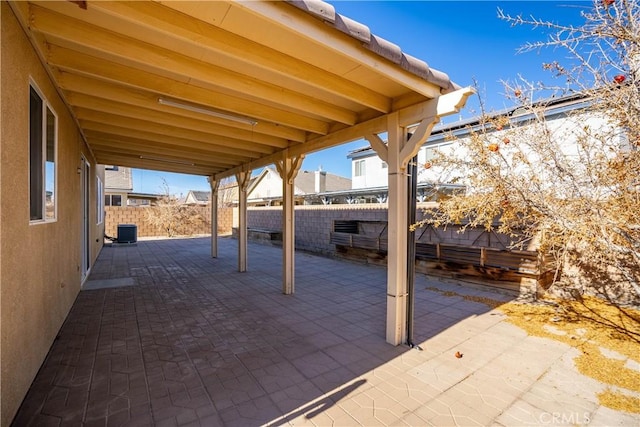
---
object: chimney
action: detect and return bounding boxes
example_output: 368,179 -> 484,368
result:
315,168 -> 327,193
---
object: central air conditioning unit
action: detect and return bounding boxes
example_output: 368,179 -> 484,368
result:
117,224 -> 137,244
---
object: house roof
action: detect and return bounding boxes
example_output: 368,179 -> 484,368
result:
346,145 -> 377,160
347,92 -> 592,159
10,0 -> 470,178
187,191 -> 211,203
127,192 -> 162,200
246,166 -> 351,196
427,92 -> 591,141
295,170 -> 351,193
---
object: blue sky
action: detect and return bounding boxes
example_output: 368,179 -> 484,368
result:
132,0 -> 590,196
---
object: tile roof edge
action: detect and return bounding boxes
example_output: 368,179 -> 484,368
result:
285,0 -> 458,93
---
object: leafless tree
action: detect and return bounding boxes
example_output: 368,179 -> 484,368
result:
419,0 -> 640,304
144,180 -> 203,237
217,176 -> 237,208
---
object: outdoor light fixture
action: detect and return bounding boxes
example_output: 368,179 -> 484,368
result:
158,97 -> 258,126
139,155 -> 195,166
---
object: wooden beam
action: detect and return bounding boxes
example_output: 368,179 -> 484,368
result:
276,152 -> 304,295
68,93 -> 290,149
48,45 -> 330,135
75,108 -> 277,154
398,87 -> 476,126
80,121 -> 265,159
87,134 -> 246,164
93,153 -> 217,176
216,113 -> 390,179
82,0 -> 392,113
385,112 -> 408,345
30,4 -> 358,126
58,74 -> 306,142
84,131 -> 250,164
365,133 -> 388,163
300,87 -> 475,156
93,148 -> 224,171
90,141 -> 241,169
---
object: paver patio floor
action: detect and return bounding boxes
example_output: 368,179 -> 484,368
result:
11,237 -> 637,426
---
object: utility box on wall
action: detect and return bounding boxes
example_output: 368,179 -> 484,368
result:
117,224 -> 137,244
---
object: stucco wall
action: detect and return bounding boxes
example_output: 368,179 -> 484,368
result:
0,5 -> 104,425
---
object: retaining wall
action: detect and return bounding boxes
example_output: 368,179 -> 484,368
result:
246,203 -> 518,254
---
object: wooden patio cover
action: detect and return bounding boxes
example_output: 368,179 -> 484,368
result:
10,0 -> 473,345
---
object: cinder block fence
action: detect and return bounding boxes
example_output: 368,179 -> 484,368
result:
105,206 -> 233,238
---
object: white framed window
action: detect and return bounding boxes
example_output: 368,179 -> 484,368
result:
355,159 -> 366,177
422,141 -> 454,163
104,194 -> 122,206
29,82 -> 57,223
96,176 -> 104,224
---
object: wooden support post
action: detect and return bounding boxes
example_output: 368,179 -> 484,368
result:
369,87 -> 474,346
384,112 -> 409,345
208,176 -> 219,258
275,152 -> 304,294
235,170 -> 251,272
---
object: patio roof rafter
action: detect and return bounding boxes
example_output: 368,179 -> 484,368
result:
68,94 -> 292,149
94,154 -> 217,176
30,4 -> 359,127
86,135 -> 249,164
46,45 -> 332,135
89,143 -> 243,170
79,121 -> 266,158
42,0 -> 394,113
76,110 -> 277,155
56,74 -> 307,143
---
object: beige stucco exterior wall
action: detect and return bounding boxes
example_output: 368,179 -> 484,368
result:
1,4 -> 104,425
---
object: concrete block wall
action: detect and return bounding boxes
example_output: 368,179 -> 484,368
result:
105,206 -> 233,238
247,204 -> 388,255
219,207 -> 233,234
246,204 -> 514,254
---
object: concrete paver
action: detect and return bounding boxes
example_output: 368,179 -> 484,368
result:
10,237 -> 637,426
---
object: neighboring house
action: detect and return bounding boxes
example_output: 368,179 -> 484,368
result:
183,181 -> 239,208
244,166 -> 351,206
127,192 -> 162,206
184,190 -> 211,205
347,93 -> 618,194
348,146 -> 388,189
103,165 -> 133,206
103,165 -> 161,206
